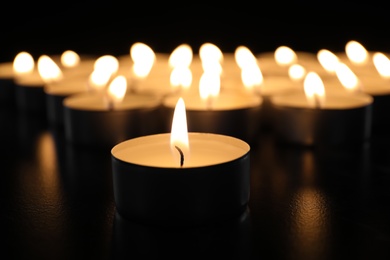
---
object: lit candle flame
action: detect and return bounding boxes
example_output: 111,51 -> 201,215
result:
317,49 -> 340,73
130,42 -> 156,78
199,43 -> 223,75
107,75 -> 127,109
170,66 -> 192,92
13,51 -> 34,75
288,64 -> 306,81
94,55 -> 119,76
170,97 -> 189,167
274,46 -> 297,66
169,44 -> 193,68
37,55 -> 63,83
235,45 -> 257,69
373,52 -> 390,78
88,69 -> 112,92
199,71 -> 220,109
303,72 -> 325,108
241,63 -> 263,93
199,42 -> 223,63
334,62 -> 362,93
61,50 -> 80,68
345,40 -> 368,65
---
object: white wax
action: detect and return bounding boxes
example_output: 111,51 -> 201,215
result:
222,75 -> 303,97
49,55 -> 96,78
0,62 -> 13,79
163,89 -> 262,110
271,91 -> 373,109
63,92 -> 161,111
256,51 -> 319,76
359,75 -> 390,95
44,76 -> 89,96
112,132 -> 250,168
14,68 -> 45,86
335,52 -> 380,77
322,72 -> 390,96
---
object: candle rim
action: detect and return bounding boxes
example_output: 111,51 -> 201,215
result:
271,91 -> 373,109
111,132 -> 250,169
63,92 -> 161,111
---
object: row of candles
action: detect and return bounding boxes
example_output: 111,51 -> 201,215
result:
1,40 -> 388,226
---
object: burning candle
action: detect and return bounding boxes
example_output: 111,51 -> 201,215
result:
44,55 -> 119,126
270,71 -> 373,146
14,54 -> 64,112
111,97 -> 251,226
63,75 -> 162,147
0,52 -> 36,107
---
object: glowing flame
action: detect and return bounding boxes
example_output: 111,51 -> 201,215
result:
61,50 -> 80,68
13,51 -> 34,75
94,55 -> 119,76
235,45 -> 257,69
199,71 -> 220,107
199,43 -> 223,63
241,63 -> 263,92
170,97 -> 189,167
169,44 -> 193,68
373,52 -> 390,78
130,42 -> 156,78
37,55 -> 63,83
303,72 -> 325,108
170,66 -> 192,91
345,40 -> 368,64
88,69 -> 112,92
288,64 -> 306,81
199,43 -> 223,75
334,62 -> 361,93
107,75 -> 127,107
274,46 -> 297,66
317,49 -> 340,73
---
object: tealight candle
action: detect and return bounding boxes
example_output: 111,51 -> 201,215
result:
270,72 -> 373,146
111,97 -> 251,226
0,52 -> 35,107
14,54 -> 65,112
324,55 -> 390,136
63,76 -> 162,148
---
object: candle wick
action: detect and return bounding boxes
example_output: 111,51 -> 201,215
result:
314,94 -> 321,109
174,145 -> 184,167
206,97 -> 213,110
107,101 -> 114,110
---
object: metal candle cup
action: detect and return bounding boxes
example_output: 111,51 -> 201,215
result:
357,76 -> 390,136
14,70 -> 47,112
111,132 -> 250,227
0,62 -> 17,107
45,76 -> 89,126
63,92 -> 162,148
270,92 -> 373,146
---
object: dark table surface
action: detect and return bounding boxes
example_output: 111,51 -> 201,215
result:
1,104 -> 390,260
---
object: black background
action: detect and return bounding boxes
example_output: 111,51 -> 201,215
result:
2,3 -> 390,61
